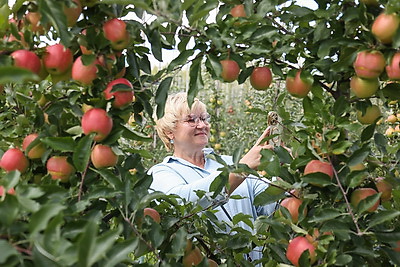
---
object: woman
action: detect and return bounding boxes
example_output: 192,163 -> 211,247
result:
148,92 -> 278,262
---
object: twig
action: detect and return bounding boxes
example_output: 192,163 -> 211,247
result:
327,155 -> 362,235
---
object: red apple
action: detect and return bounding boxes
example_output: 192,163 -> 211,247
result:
103,18 -> 130,50
183,244 -> 203,267
350,76 -> 379,98
0,186 -> 16,196
286,70 -> 313,98
43,44 -> 73,75
11,50 -> 41,75
372,13 -> 400,44
143,207 -> 161,223
250,66 -> 272,90
286,236 -> 316,267
207,259 -> 218,267
220,59 -> 240,82
81,108 -> 113,141
351,188 -> 380,212
304,160 -> 334,179
353,50 -> 385,79
280,197 -> 306,223
386,52 -> 400,80
46,156 -> 75,182
90,144 -> 118,168
22,133 -> 46,159
230,4 -> 246,17
72,56 -> 100,85
63,0 -> 82,27
375,177 -> 393,202
0,148 -> 29,173
357,105 -> 381,124
103,78 -> 134,108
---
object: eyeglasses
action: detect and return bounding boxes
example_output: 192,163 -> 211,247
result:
181,113 -> 211,127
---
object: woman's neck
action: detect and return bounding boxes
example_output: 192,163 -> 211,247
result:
173,149 -> 205,168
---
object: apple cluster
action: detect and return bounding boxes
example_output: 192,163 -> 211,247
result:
0,0 -> 137,183
352,11 -> 400,124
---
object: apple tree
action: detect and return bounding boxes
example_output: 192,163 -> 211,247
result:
1,0 -> 400,266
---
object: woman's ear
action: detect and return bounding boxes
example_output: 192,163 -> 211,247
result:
166,131 -> 174,141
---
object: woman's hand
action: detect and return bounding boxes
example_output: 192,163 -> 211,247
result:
239,127 -> 274,170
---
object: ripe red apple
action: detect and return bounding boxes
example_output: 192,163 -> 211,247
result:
0,186 -> 16,196
250,66 -> 272,90
375,177 -> 393,202
81,108 -> 113,141
230,4 -> 246,17
286,236 -> 316,267
22,133 -> 46,159
371,13 -> 400,44
72,56 -> 100,85
46,156 -> 75,182
103,78 -> 134,108
63,0 -> 82,27
285,70 -> 313,98
280,197 -> 306,223
11,50 -> 41,75
351,188 -> 380,212
103,18 -> 130,50
90,144 -> 118,168
183,244 -> 203,267
43,44 -> 73,75
350,76 -> 379,98
304,159 -> 334,179
220,59 -> 240,82
143,207 -> 161,223
386,52 -> 400,80
0,148 -> 29,173
357,105 -> 381,124
353,50 -> 385,79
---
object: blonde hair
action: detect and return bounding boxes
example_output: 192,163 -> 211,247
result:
155,92 -> 207,151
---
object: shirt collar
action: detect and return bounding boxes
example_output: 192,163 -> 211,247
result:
163,147 -> 215,167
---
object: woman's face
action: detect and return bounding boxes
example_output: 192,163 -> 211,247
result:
171,110 -> 211,151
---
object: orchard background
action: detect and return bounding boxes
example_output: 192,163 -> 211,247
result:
1,0 -> 400,266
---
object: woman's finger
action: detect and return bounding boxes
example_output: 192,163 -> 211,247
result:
255,127 -> 271,145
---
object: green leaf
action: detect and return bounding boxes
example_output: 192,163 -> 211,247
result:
0,240 -> 18,264
301,173 -> 332,187
41,137 -> 76,152
361,124 -> 376,142
331,141 -> 353,155
78,220 -> 98,267
90,227 -> 122,266
103,239 -> 138,267
382,83 -> 400,100
121,125 -> 152,142
91,168 -> 123,190
168,50 -> 194,71
332,95 -> 349,117
155,77 -> 173,119
29,203 -> 65,238
38,0 -> 72,46
368,210 -> 400,228
254,186 -> 285,206
309,209 -> 342,223
188,57 -> 203,107
374,133 -> 387,154
0,66 -> 39,84
355,193 -> 381,214
259,149 -> 280,176
232,213 -> 253,228
205,53 -> 222,79
0,196 -> 19,227
348,144 -> 370,166
148,29 -> 162,61
127,52 -> 140,79
73,135 -> 94,172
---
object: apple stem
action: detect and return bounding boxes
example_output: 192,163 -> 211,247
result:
327,155 -> 362,235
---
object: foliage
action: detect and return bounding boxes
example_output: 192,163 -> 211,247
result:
0,0 -> 400,266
